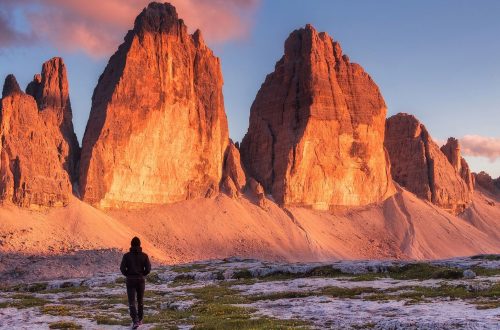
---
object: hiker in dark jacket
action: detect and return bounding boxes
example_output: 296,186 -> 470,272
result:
120,237 -> 151,329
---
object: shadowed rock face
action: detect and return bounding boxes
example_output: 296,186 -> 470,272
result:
240,24 -> 394,210
2,75 -> 21,98
385,113 -> 472,214
79,2 -> 228,208
222,141 -> 247,192
441,137 -> 474,192
474,171 -> 500,195
0,59 -> 79,208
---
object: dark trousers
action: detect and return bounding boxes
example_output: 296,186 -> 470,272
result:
126,278 -> 145,322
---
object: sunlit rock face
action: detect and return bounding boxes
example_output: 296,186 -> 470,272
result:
385,113 -> 472,214
240,24 -> 394,210
79,3 -> 228,208
0,57 -> 79,208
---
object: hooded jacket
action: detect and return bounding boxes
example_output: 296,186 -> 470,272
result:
120,246 -> 151,279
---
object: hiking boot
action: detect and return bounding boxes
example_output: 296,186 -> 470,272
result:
132,321 -> 139,329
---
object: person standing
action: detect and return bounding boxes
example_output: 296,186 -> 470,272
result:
120,237 -> 151,329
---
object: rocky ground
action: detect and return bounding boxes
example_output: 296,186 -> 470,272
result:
0,255 -> 499,329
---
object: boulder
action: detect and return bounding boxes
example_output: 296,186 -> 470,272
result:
240,24 -> 394,210
79,3 -> 229,208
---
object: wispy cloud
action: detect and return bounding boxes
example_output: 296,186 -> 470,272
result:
460,135 -> 500,161
0,6 -> 34,46
0,0 -> 260,57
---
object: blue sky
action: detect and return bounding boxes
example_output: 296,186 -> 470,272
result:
1,0 -> 499,176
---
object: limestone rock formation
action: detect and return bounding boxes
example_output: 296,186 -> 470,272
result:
79,2 -> 228,208
222,141 -> 246,191
474,171 -> 500,195
385,113 -> 472,214
2,75 -> 21,97
247,177 -> 266,208
240,24 -> 394,209
26,57 -> 80,181
0,67 -> 77,208
221,176 -> 239,199
441,137 -> 474,192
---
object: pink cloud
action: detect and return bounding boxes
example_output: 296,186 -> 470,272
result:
0,0 -> 260,57
460,135 -> 500,161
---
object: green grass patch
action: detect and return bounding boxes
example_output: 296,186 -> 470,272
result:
471,254 -> 500,261
171,274 -> 196,287
94,315 -> 130,326
347,273 -> 385,281
4,294 -> 50,308
320,286 -> 378,298
48,321 -> 82,329
248,291 -> 312,301
43,286 -> 89,294
365,282 -> 500,305
191,303 -> 308,329
187,285 -> 249,304
41,305 -> 73,316
232,269 -> 253,279
147,272 -> 162,284
171,264 -> 206,273
387,263 -> 463,280
472,267 -> 500,277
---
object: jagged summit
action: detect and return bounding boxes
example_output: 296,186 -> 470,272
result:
2,74 -> 22,98
133,2 -> 185,36
79,1 -> 228,208
240,24 -> 394,209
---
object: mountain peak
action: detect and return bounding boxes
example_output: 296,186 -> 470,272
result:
2,74 -> 22,98
133,2 -> 186,36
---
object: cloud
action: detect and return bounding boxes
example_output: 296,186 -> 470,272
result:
0,0 -> 260,57
460,135 -> 500,161
0,7 -> 34,46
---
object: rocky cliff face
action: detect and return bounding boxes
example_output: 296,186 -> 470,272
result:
240,24 -> 394,209
222,141 -> 247,194
385,113 -> 472,214
26,58 -> 80,181
440,137 -> 474,192
0,59 -> 79,208
474,171 -> 500,195
79,2 -> 228,208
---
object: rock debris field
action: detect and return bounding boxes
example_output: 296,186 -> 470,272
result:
0,255 -> 499,329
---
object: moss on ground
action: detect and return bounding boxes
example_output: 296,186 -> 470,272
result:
171,264 -> 206,273
171,274 -> 196,287
472,267 -> 500,276
48,321 -> 82,329
94,315 -> 131,326
387,263 -> 463,280
471,254 -> 500,261
41,305 -> 73,316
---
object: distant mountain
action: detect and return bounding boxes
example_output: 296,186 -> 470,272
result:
0,58 -> 79,208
